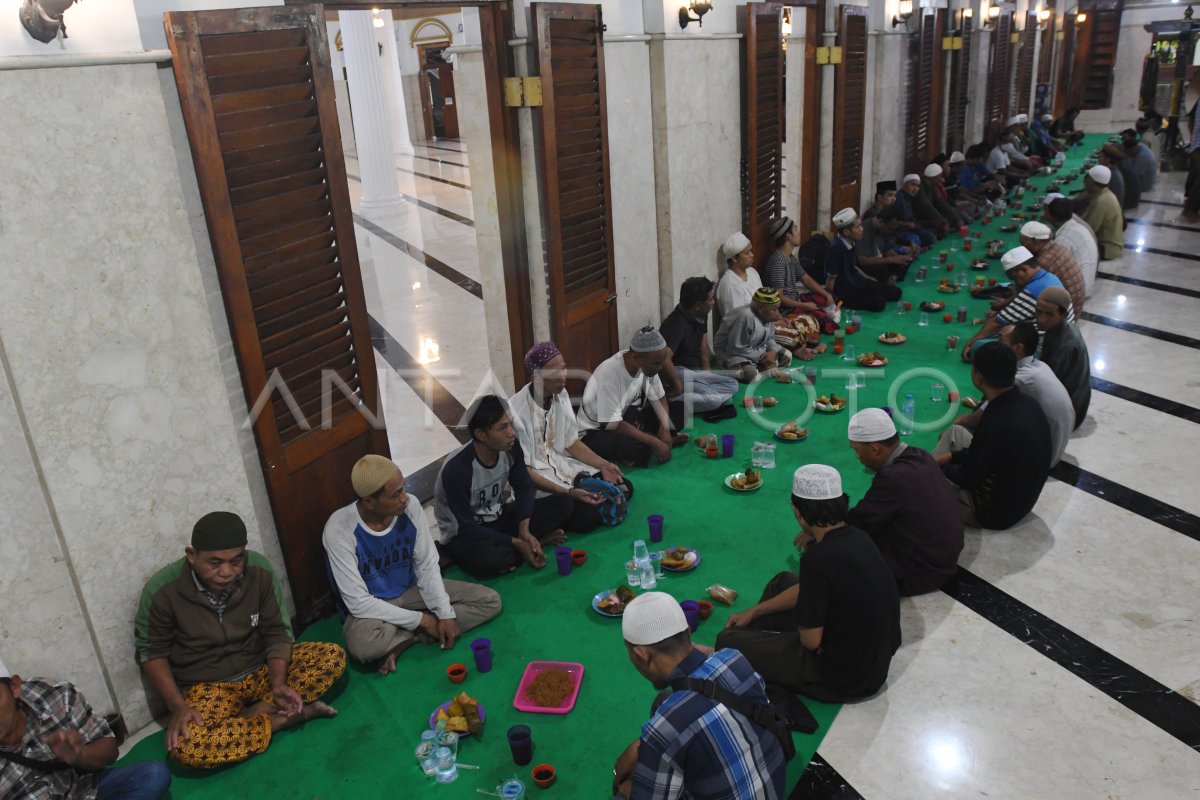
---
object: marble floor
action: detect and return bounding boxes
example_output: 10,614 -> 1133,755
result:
346,145 -> 1200,798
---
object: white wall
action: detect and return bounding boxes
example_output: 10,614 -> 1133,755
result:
0,0 -> 142,56
395,13 -> 464,76
0,61 -> 283,731
131,0 -> 283,52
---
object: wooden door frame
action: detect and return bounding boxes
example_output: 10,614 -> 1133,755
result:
797,1 -> 824,237
303,0 -> 533,382
416,41 -> 449,139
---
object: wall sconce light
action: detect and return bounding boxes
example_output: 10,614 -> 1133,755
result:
1076,11 -> 1087,23
892,0 -> 914,29
981,3 -> 1001,28
1037,8 -> 1052,27
678,0 -> 713,29
962,7 -> 973,20
371,8 -> 385,28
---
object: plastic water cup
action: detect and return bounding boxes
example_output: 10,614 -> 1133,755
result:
721,434 -> 735,458
679,600 -> 701,632
470,638 -> 493,673
650,551 -> 664,578
647,514 -> 664,543
625,561 -> 641,587
843,344 -> 856,362
507,725 -> 533,766
931,382 -> 946,403
919,312 -> 930,327
555,546 -> 572,576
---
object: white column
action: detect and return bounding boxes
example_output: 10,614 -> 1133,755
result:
377,11 -> 416,157
340,10 -> 404,213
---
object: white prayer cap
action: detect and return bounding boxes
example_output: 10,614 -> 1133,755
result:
924,163 -> 943,178
832,208 -> 858,229
792,464 -> 843,500
1017,113 -> 1029,124
622,592 -> 689,646
0,656 -> 8,679
1042,113 -> 1054,122
1005,115 -> 1021,127
948,150 -> 966,164
902,173 -> 921,185
721,232 -> 752,262
1043,192 -> 1065,202
847,408 -> 897,443
1020,221 -> 1052,240
1088,165 -> 1112,185
1001,246 -> 1035,271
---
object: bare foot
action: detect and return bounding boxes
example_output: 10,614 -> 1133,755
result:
794,348 -> 816,362
541,528 -> 567,546
514,538 -> 546,569
810,342 -> 828,354
302,701 -> 337,721
671,432 -> 690,447
378,651 -> 399,676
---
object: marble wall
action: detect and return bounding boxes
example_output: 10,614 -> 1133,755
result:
0,62 -> 281,730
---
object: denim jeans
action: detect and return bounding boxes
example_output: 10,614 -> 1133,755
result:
96,760 -> 171,800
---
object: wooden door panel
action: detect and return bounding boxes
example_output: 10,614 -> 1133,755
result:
532,2 -> 617,381
831,5 -> 867,216
166,5 -> 388,623
739,2 -> 784,266
986,12 -> 1013,132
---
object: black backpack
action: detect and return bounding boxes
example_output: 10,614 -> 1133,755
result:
796,233 -> 832,285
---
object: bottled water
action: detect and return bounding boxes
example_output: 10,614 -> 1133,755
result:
900,393 -> 916,436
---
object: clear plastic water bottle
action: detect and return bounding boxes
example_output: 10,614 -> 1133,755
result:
900,393 -> 916,436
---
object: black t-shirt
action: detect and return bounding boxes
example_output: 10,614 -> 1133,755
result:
795,524 -> 901,699
659,305 -> 708,371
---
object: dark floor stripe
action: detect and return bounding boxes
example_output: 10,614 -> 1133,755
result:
790,753 -> 864,800
1078,311 -> 1200,349
413,153 -> 468,169
1049,461 -> 1200,541
345,171 -> 475,227
399,166 -> 470,190
1125,218 -> 1200,234
421,142 -> 467,154
1124,243 -> 1200,263
944,567 -> 1200,753
1139,199 -> 1184,208
353,213 -> 483,299
1097,271 -> 1200,300
1092,376 -> 1200,424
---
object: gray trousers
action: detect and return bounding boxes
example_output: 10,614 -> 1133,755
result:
934,425 -> 981,527
671,366 -> 739,413
343,580 -> 502,662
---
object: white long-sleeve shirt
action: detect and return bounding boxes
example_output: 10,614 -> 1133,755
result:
322,500 -> 454,628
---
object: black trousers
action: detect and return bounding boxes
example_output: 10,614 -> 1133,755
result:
437,494 -> 574,578
580,404 -> 667,468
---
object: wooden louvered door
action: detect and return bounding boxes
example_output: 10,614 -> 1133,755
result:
166,6 -> 387,623
905,10 -> 945,172
797,1 -> 825,238
531,3 -> 616,379
985,11 -> 1014,133
1015,12 -> 1036,115
831,5 -> 867,216
739,3 -> 783,265
945,11 -> 973,154
1055,12 -> 1078,118
1069,2 -> 1124,109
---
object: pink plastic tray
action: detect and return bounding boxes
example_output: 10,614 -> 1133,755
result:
512,661 -> 585,715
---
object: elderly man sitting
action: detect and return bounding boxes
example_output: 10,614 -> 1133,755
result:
137,513 -> 345,768
844,409 -> 963,596
714,287 -> 790,383
510,341 -> 631,532
1044,197 -> 1099,297
1036,286 -> 1091,429
578,327 -> 688,466
913,164 -> 959,234
1081,165 -> 1125,261
960,246 -> 1070,361
934,343 -> 1053,529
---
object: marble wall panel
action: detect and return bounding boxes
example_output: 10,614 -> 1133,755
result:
0,62 -> 275,730
650,36 -> 742,320
0,360 -> 110,712
604,39 -> 660,344
871,30 -> 906,190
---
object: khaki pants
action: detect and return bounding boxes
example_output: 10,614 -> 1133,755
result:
172,641 -> 345,768
342,580 -> 502,662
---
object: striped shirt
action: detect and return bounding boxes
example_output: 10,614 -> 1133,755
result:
0,679 -> 112,800
762,250 -> 802,301
996,269 -> 1074,327
632,648 -> 786,800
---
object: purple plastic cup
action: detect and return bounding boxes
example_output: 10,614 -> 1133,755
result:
507,724 -> 533,765
555,546 -> 572,576
647,514 -> 664,543
470,638 -> 492,673
720,434 -> 734,458
679,600 -> 700,632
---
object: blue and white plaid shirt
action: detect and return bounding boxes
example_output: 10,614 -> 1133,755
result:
631,648 -> 787,800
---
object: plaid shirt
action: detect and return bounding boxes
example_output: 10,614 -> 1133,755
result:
0,679 -> 112,800
632,649 -> 786,800
1034,241 -> 1086,318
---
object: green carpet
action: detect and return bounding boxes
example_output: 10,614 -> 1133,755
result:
119,134 -> 1109,798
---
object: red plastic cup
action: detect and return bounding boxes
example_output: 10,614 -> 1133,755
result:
904,301 -> 913,311
571,549 -> 587,566
742,397 -> 754,409
532,764 -> 556,789
832,343 -> 844,355
963,240 -> 973,251
946,262 -> 956,272
948,391 -> 961,403
697,600 -> 714,620
705,445 -> 719,459
447,664 -> 468,684
960,225 -> 969,238
989,278 -> 998,286
942,314 -> 954,323
939,251 -> 948,263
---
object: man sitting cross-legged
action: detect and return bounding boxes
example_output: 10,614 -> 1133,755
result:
716,465 -> 901,702
136,512 -> 345,768
324,455 -> 502,675
509,341 -> 633,533
435,395 -> 573,578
